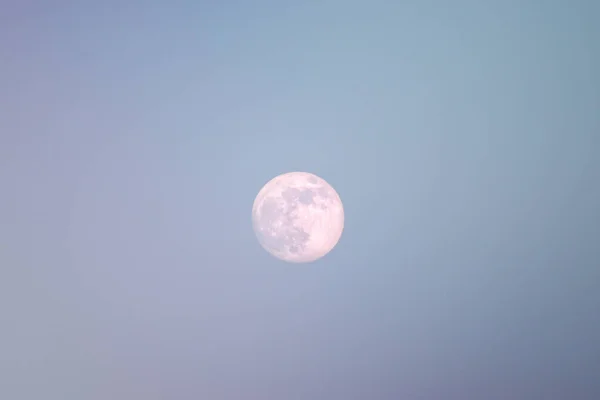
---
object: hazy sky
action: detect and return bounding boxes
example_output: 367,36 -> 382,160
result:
1,1 -> 599,399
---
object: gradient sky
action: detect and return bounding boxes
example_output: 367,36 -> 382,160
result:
1,1 -> 599,399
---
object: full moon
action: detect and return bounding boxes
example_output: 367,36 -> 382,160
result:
252,171 -> 344,263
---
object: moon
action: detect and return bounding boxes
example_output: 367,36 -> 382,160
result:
252,171 -> 344,263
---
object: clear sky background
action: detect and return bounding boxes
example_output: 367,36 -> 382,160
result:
1,1 -> 599,399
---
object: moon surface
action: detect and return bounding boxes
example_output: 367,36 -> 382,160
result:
252,172 -> 344,263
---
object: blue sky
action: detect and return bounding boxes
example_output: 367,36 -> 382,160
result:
1,1 -> 599,398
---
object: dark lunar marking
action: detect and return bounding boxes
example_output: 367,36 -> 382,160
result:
298,189 -> 315,205
282,187 -> 300,202
307,176 -> 318,184
288,227 -> 310,248
318,187 -> 330,198
258,232 -> 286,252
256,193 -> 313,256
259,199 -> 283,225
257,224 -> 310,255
